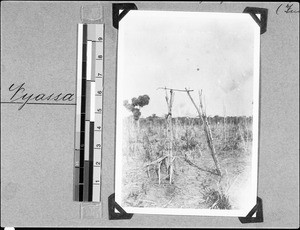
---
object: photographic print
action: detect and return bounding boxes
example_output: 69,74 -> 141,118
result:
115,10 -> 260,216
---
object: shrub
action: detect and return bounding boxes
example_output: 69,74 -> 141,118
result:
201,187 -> 231,209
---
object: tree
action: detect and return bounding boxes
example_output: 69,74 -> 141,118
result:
123,95 -> 150,121
147,114 -> 158,122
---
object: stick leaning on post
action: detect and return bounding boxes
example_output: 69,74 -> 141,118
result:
185,88 -> 222,176
155,87 -> 221,184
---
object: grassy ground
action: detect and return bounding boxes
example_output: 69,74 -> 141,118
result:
120,117 -> 253,210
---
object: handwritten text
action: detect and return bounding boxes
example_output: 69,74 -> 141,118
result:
8,83 -> 75,110
276,3 -> 299,15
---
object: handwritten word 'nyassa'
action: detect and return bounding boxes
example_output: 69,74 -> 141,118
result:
9,83 -> 74,110
276,3 -> 299,15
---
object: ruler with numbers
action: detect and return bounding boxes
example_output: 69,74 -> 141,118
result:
74,23 -> 103,202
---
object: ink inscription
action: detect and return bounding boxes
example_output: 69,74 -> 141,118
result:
8,83 -> 74,110
276,3 -> 299,15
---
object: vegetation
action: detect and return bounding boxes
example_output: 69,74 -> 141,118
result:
121,115 -> 253,210
123,95 -> 150,120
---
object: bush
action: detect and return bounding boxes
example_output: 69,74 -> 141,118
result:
201,187 -> 231,209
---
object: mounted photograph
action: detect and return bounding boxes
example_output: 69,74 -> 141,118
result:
115,10 -> 260,216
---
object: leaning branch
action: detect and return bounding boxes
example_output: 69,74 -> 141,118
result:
183,154 -> 220,176
185,88 -> 222,176
143,155 -> 168,167
186,89 -> 204,124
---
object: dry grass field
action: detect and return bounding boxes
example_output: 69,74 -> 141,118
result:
120,116 -> 253,210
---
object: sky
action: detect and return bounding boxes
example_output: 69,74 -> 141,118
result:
117,10 -> 260,118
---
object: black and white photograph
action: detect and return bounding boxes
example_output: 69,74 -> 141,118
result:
115,10 -> 260,216
1,1 -> 299,228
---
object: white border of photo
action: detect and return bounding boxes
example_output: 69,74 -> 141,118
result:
115,10 -> 260,217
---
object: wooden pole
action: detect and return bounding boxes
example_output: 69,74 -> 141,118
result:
157,86 -> 195,183
165,89 -> 175,184
186,89 -> 222,176
158,87 -> 193,92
